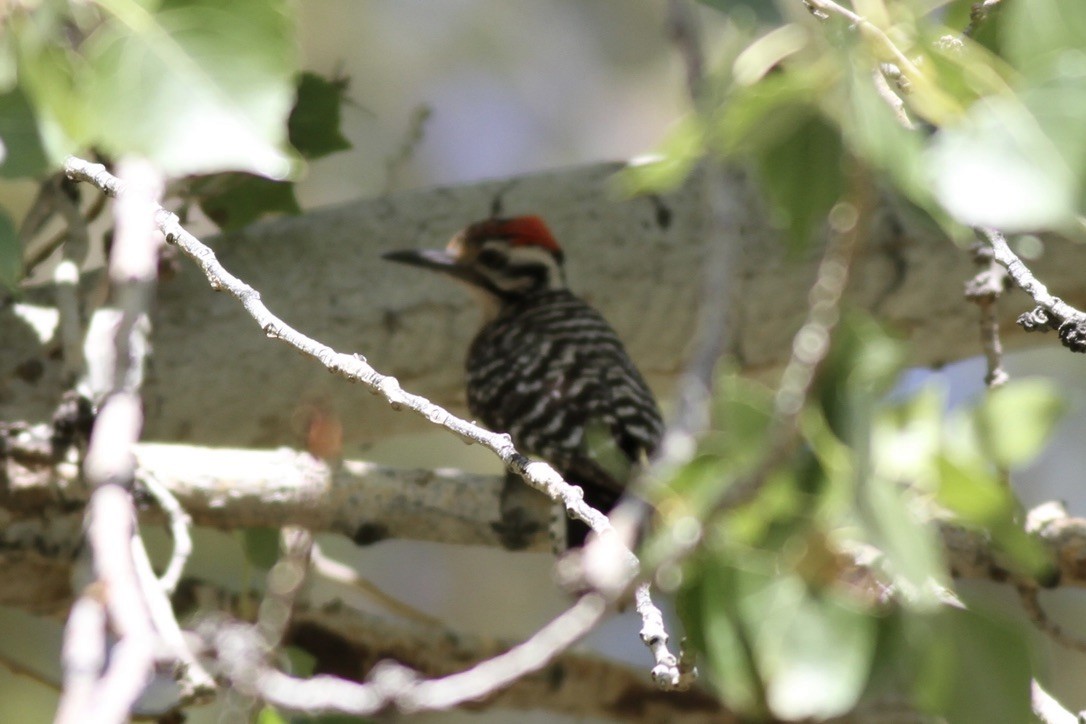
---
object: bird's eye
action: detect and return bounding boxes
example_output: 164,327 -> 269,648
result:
477,249 -> 507,269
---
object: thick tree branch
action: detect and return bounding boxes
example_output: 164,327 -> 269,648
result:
10,440 -> 1086,605
6,162 -> 1086,450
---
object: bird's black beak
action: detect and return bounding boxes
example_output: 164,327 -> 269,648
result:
382,248 -> 487,287
382,248 -> 457,271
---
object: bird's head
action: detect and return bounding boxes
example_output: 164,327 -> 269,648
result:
383,216 -> 567,307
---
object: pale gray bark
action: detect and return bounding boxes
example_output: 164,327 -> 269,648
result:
4,162 -> 1085,454
6,439 -> 1086,614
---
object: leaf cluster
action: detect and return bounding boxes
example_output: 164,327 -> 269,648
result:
653,317 -> 1062,721
627,0 -> 1086,244
0,2 -> 355,289
623,6 -> 1083,713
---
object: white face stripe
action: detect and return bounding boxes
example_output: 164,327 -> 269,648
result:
480,241 -> 567,292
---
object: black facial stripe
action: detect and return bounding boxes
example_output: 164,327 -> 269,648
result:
507,262 -> 550,288
477,248 -> 508,269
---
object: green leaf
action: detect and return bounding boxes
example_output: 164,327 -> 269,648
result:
975,379 -> 1064,468
193,172 -> 301,231
682,552 -> 881,721
677,553 -> 766,717
873,387 -> 944,485
838,65 -> 929,207
1003,0 -> 1086,79
0,27 -> 16,92
742,575 -> 876,720
816,314 -> 906,444
716,68 -> 828,155
936,608 -> 1032,724
934,455 -> 1008,526
935,455 -> 1054,579
618,115 -> 705,194
697,0 -> 783,25
255,705 -> 287,724
1019,71 -> 1086,222
754,114 -> 844,248
288,72 -> 352,160
284,646 -> 317,677
24,0 -> 301,176
928,95 -> 1076,231
10,11 -> 91,165
706,374 -> 775,462
242,527 -> 280,570
864,470 -> 946,601
0,208 -> 20,291
0,86 -> 49,178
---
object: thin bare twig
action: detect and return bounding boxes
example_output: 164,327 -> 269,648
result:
964,0 -> 1004,38
803,1 -> 917,130
383,104 -> 432,194
1016,584 -> 1086,654
310,543 -> 442,626
871,65 -> 915,130
665,0 -> 704,101
646,0 -> 722,491
258,526 -> 314,647
211,593 -> 609,717
978,227 -> 1086,353
644,174 -> 869,582
635,582 -> 696,690
57,158 -> 162,724
803,0 -> 924,82
137,469 -> 193,595
964,240 -> 1010,387
127,510 -> 215,699
727,180 -> 868,507
55,591 -> 107,723
584,1 -> 715,690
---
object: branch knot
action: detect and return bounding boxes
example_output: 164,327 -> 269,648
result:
1018,307 -> 1054,332
1058,318 -> 1086,353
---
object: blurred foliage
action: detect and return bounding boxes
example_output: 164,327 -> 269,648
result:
629,0 -> 1086,239
6,0 -> 298,178
287,72 -> 353,162
257,705 -> 374,724
657,315 -> 1060,721
0,3 -> 355,290
0,209 -> 18,290
242,527 -> 283,571
628,8 -> 1078,713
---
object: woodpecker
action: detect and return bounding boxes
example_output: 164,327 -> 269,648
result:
383,215 -> 663,549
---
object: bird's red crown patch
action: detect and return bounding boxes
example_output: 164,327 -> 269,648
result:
473,215 -> 562,253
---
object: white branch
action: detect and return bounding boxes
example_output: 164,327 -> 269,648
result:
10,441 -> 1086,590
214,595 -> 614,717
